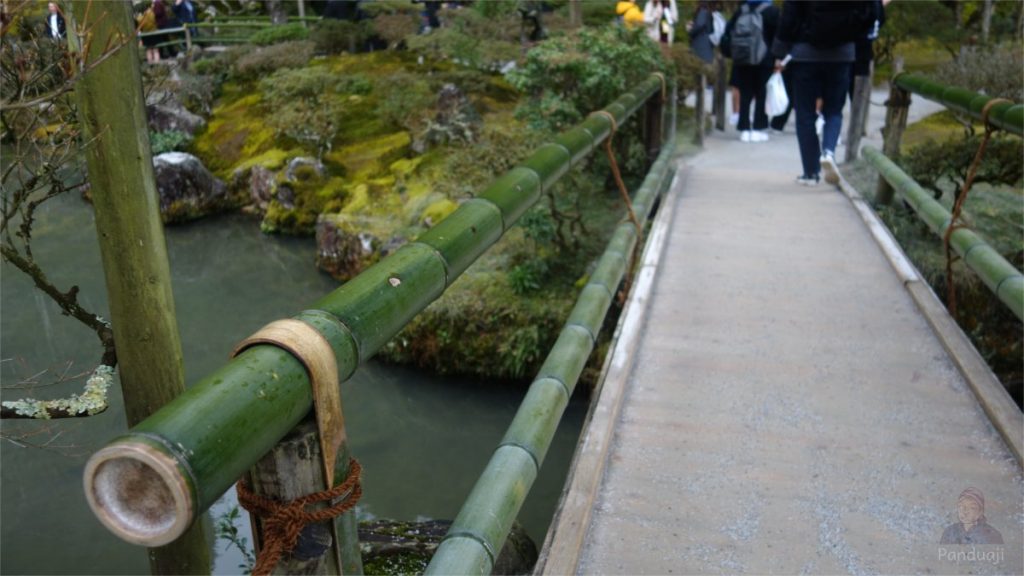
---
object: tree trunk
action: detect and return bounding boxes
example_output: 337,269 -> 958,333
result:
981,0 -> 994,42
266,0 -> 287,24
69,1 -> 211,574
569,0 -> 583,28
713,54 -> 727,131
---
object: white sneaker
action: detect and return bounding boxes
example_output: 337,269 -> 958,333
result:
729,113 -> 739,126
815,115 -> 824,138
821,151 -> 839,185
740,130 -> 752,142
796,174 -> 820,186
751,130 -> 769,142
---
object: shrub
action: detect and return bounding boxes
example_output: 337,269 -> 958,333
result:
150,130 -> 193,155
900,133 -> 1023,202
371,13 -> 420,48
259,67 -> 347,159
404,8 -> 520,69
249,22 -> 310,46
932,44 -> 1024,102
375,73 -> 434,132
232,41 -> 314,81
507,24 -> 667,131
311,19 -> 372,54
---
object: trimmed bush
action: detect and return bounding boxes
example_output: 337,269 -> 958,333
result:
249,22 -> 310,46
232,41 -> 315,81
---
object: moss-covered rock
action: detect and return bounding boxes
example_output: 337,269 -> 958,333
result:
315,213 -> 402,281
325,132 -> 412,181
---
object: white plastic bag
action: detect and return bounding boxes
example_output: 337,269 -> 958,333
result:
765,71 -> 789,118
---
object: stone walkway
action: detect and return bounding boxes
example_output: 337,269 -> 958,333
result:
538,90 -> 1023,575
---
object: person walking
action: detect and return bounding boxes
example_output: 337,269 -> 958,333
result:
722,0 -> 779,142
772,0 -> 874,185
45,2 -> 65,39
643,0 -> 678,57
686,0 -> 715,65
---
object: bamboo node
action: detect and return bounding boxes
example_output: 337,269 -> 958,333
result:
237,459 -> 363,576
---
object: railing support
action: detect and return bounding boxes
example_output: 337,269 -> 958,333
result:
713,54 -> 727,132
693,73 -> 706,147
876,60 -> 909,205
645,83 -> 665,163
246,418 -> 363,575
845,71 -> 872,162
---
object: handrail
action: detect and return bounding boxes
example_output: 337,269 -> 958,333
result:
863,146 -> 1023,321
894,73 -> 1024,137
425,140 -> 676,575
82,74 -> 668,547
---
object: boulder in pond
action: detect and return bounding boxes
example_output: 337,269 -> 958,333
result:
152,152 -> 229,223
316,214 -> 400,281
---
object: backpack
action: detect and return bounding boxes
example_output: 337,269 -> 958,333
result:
804,1 -> 875,48
709,10 -> 727,46
730,3 -> 768,66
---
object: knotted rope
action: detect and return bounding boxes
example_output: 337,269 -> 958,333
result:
590,109 -> 643,304
942,98 -> 1011,316
237,459 -> 363,576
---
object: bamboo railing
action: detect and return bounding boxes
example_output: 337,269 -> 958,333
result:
863,146 -> 1023,321
425,139 -> 676,575
894,74 -> 1023,137
83,74 -> 671,550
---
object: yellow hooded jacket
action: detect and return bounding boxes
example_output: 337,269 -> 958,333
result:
616,1 -> 644,29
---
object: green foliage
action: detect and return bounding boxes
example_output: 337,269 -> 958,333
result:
900,133 -> 1023,202
150,130 -> 193,155
371,12 -> 420,48
232,40 -> 315,80
932,44 -> 1024,102
375,73 -> 434,131
508,24 -> 667,131
509,258 -> 549,295
434,122 -> 544,198
214,505 -> 255,574
259,66 -> 348,159
499,325 -> 542,379
875,1 -> 960,68
404,8 -> 521,69
311,19 -> 372,54
249,22 -> 310,45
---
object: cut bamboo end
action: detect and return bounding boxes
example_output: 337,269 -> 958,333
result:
83,441 -> 194,546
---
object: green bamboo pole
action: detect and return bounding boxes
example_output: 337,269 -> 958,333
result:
425,143 -> 677,575
70,1 -> 211,574
894,74 -> 1024,137
863,146 -> 1024,320
83,76 -> 666,546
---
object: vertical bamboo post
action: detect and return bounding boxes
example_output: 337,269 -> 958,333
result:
645,82 -> 664,164
876,59 -> 909,205
859,60 -> 874,137
69,1 -> 211,574
297,0 -> 307,26
247,419 -> 363,575
844,73 -> 871,162
693,73 -> 706,146
713,54 -> 727,131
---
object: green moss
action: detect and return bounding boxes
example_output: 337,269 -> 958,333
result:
326,132 -> 412,179
193,93 -> 277,178
233,148 -> 296,173
422,198 -> 457,224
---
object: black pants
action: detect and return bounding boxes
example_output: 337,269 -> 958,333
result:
733,64 -> 771,131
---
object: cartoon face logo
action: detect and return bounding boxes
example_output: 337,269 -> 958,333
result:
940,488 -> 1004,545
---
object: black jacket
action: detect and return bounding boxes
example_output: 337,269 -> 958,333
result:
45,12 -> 66,39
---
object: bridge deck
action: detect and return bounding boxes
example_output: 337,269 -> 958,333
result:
540,96 -> 1023,575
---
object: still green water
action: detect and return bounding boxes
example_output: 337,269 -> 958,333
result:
0,193 -> 586,574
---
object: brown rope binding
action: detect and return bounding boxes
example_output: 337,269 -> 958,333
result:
237,459 -> 363,576
942,98 -> 1011,316
589,110 -> 644,305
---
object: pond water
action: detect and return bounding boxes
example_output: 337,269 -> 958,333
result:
0,193 -> 586,574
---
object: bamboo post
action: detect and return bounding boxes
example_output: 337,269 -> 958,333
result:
297,0 -> 307,26
69,1 -> 211,574
713,54 -> 726,131
875,59 -> 908,205
645,81 -> 664,165
844,73 -> 871,162
82,75 -> 666,550
693,73 -> 706,147
247,419 -> 363,575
